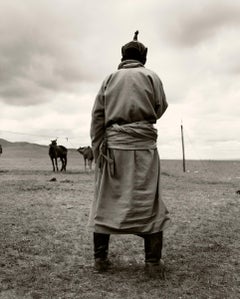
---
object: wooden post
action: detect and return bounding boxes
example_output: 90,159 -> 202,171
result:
181,122 -> 186,172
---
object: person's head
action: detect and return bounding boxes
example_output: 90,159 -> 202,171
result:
121,31 -> 148,65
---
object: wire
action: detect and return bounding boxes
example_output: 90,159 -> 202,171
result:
0,129 -> 53,138
0,129 -> 90,149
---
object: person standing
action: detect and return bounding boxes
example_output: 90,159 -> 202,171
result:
89,31 -> 170,277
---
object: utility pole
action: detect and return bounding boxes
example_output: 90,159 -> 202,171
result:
181,121 -> 186,172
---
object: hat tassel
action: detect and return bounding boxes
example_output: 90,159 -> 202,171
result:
133,30 -> 139,41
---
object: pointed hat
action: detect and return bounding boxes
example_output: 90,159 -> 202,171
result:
121,31 -> 148,64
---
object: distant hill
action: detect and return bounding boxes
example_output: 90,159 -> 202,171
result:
0,138 -> 47,149
0,138 -> 77,153
0,138 -> 82,169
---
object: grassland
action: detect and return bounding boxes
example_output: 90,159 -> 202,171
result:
0,144 -> 239,298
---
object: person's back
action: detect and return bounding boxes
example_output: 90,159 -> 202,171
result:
103,62 -> 167,127
89,31 -> 170,278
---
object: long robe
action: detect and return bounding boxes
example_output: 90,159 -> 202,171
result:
89,60 -> 170,234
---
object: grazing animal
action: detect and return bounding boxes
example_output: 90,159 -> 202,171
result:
0,144 -> 2,155
77,146 -> 94,171
49,139 -> 68,172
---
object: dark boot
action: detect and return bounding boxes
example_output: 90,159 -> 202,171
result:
145,259 -> 165,279
143,232 -> 165,278
93,233 -> 111,272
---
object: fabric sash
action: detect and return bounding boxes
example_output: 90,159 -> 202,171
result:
97,121 -> 158,176
106,121 -> 157,150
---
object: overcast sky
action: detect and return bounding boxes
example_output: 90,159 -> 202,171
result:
0,0 -> 240,159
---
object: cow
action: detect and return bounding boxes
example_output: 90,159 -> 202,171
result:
77,146 -> 94,171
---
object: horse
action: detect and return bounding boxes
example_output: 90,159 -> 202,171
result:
49,139 -> 68,172
77,146 -> 94,171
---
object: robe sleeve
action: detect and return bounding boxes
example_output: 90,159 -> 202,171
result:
90,83 -> 105,161
153,75 -> 168,119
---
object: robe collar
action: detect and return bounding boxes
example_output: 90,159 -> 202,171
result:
118,60 -> 144,70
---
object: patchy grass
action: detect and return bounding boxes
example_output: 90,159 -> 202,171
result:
0,154 -> 240,298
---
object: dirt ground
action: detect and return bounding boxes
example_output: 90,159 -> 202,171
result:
0,145 -> 239,298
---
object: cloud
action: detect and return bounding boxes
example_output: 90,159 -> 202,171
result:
0,0 -> 240,159
0,91 -> 94,147
1,0 -> 240,107
0,0 -> 120,106
157,0 -> 240,47
0,0 -> 158,106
